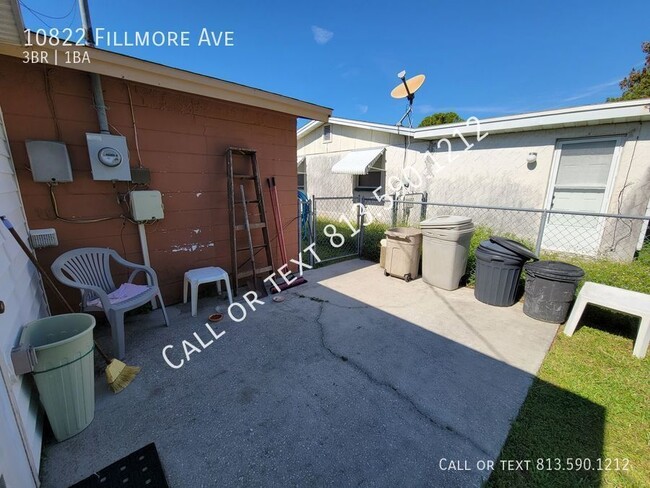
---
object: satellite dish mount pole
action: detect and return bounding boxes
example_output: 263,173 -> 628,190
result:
396,71 -> 415,128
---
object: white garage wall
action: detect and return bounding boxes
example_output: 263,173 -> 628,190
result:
0,108 -> 48,487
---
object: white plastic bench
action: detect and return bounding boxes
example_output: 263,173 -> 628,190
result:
564,282 -> 650,359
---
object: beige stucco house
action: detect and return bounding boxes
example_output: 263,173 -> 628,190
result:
297,100 -> 650,258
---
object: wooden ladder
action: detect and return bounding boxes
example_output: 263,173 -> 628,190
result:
226,147 -> 274,295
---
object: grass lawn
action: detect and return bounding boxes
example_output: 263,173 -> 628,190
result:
487,308 -> 649,487
301,216 -> 361,265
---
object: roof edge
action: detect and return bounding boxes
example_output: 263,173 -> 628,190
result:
414,99 -> 650,139
0,34 -> 331,121
297,117 -> 414,139
297,99 -> 650,140
2,0 -> 26,44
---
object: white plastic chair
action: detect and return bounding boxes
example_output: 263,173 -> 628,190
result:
564,282 -> 650,359
183,266 -> 233,317
51,247 -> 170,359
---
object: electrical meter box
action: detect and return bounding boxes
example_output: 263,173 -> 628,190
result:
25,140 -> 73,183
130,190 -> 164,221
86,133 -> 132,181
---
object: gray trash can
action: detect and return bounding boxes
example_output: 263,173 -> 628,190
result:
523,261 -> 585,323
384,227 -> 422,282
474,237 -> 538,306
20,313 -> 96,441
420,215 -> 475,290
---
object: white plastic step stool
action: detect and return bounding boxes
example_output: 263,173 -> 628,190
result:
564,282 -> 650,359
183,267 -> 233,317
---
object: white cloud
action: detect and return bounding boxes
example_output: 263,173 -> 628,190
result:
416,104 -> 436,114
562,79 -> 621,102
357,104 -> 369,114
311,25 -> 333,45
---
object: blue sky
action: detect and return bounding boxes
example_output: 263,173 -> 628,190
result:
19,0 -> 650,125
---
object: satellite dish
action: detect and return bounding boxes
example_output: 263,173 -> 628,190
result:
390,74 -> 426,101
391,70 -> 426,128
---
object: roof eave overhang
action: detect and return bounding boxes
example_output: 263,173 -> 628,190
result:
0,35 -> 332,121
297,117 -> 415,140
413,100 -> 650,140
0,0 -> 26,45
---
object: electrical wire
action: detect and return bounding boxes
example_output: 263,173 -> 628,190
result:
64,3 -> 78,29
43,66 -> 62,140
21,6 -> 52,28
20,0 -> 76,20
610,125 -> 641,251
126,83 -> 144,168
48,184 -> 131,224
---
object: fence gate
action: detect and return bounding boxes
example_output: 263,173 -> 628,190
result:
308,196 -> 363,264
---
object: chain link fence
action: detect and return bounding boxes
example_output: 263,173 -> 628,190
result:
304,196 -> 363,265
302,195 -> 650,264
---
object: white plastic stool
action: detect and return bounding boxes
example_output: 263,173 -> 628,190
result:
183,267 -> 233,317
564,282 -> 650,359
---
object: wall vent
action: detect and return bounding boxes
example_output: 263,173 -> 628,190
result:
29,228 -> 58,249
323,124 -> 332,142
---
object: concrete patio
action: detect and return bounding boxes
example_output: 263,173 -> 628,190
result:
40,259 -> 559,487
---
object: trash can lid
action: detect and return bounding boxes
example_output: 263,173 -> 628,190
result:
524,260 -> 585,281
420,215 -> 472,229
385,227 -> 422,237
476,240 -> 527,262
489,236 -> 538,261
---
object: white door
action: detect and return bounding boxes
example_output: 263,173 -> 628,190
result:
0,108 -> 47,487
542,138 -> 621,255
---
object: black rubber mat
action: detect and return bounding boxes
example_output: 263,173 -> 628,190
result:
69,443 -> 169,488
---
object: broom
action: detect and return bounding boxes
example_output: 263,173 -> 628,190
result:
266,177 -> 307,292
1,215 -> 140,393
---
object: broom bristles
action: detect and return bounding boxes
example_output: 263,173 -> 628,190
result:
105,359 -> 141,394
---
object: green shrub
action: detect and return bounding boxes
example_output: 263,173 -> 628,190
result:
361,222 -> 390,262
306,218 -> 649,295
466,226 -> 492,286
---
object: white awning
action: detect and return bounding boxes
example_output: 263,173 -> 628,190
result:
331,148 -> 385,175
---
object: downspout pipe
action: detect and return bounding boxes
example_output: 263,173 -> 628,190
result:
78,0 -> 109,134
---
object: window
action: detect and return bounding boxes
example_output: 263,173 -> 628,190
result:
297,158 -> 307,192
323,124 -> 332,143
355,171 -> 382,191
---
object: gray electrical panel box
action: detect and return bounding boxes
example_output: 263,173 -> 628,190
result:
86,133 -> 132,181
25,140 -> 73,183
130,190 -> 164,221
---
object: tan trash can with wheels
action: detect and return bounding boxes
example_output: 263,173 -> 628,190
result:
384,227 -> 422,282
379,238 -> 387,268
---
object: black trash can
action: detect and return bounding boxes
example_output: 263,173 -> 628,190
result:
523,261 -> 585,323
474,237 -> 538,307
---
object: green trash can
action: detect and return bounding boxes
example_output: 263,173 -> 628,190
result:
20,313 -> 96,441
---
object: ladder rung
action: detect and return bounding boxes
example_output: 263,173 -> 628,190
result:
237,266 -> 273,279
235,223 -> 266,231
237,244 -> 268,252
229,147 -> 256,155
236,199 -> 260,204
233,174 -> 255,179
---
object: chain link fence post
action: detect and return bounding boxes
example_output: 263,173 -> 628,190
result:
535,209 -> 548,256
310,195 -> 316,267
359,196 -> 365,257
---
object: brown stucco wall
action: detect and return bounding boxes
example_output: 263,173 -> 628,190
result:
0,54 -> 299,310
